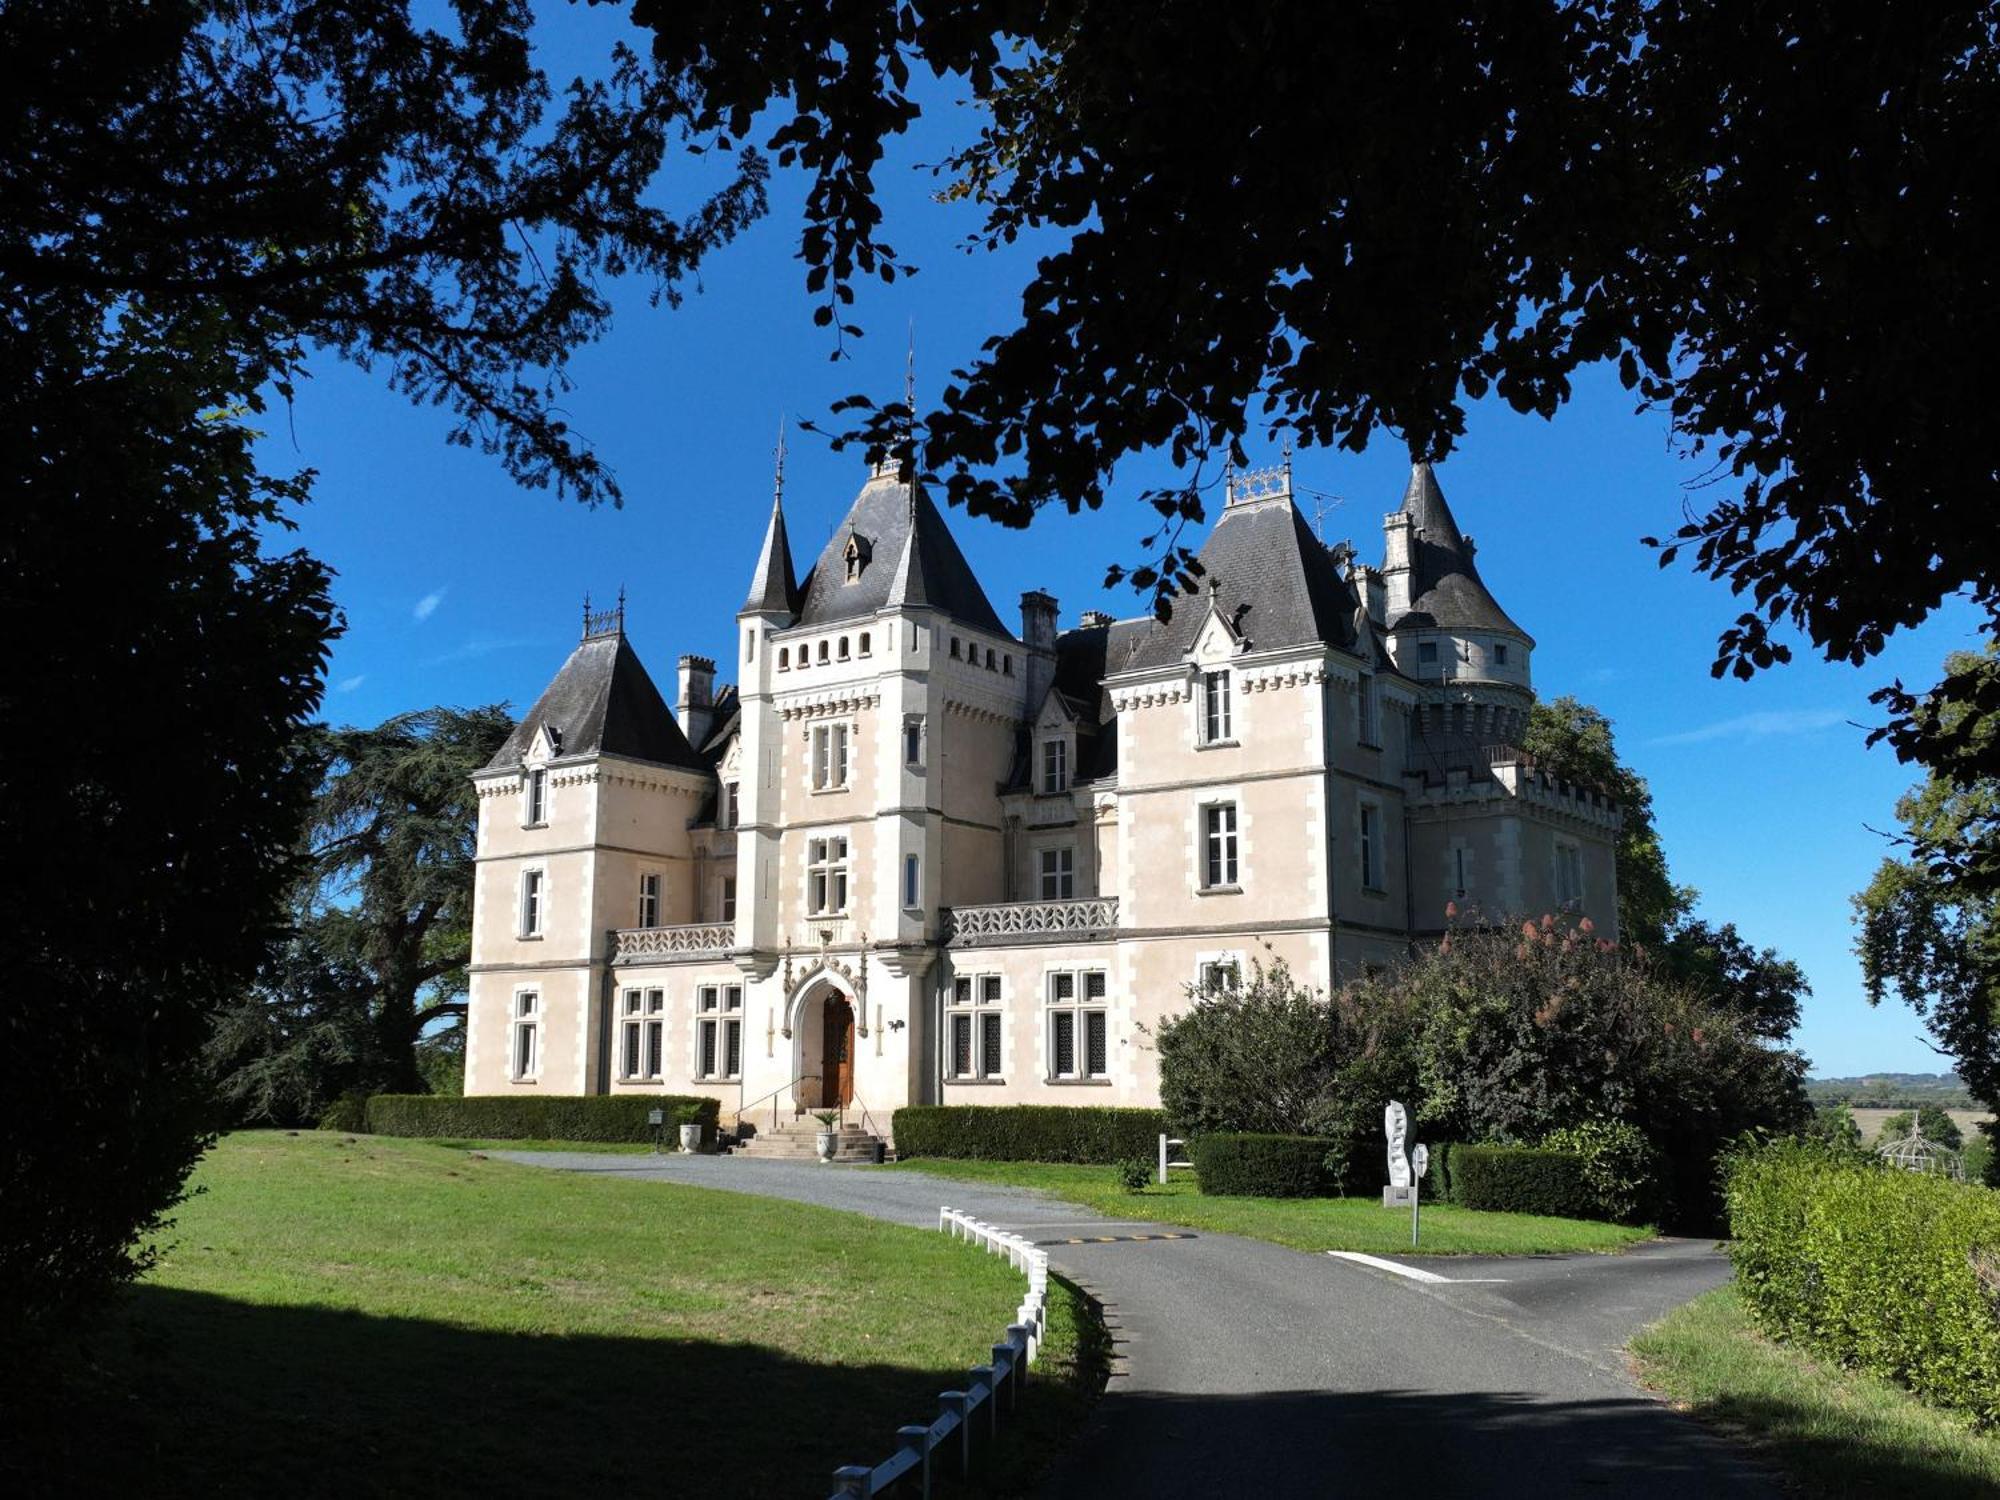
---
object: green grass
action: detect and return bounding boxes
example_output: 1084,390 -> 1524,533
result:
1631,1286 -> 2000,1499
882,1159 -> 1651,1255
424,1135 -> 657,1153
9,1132 -> 1102,1499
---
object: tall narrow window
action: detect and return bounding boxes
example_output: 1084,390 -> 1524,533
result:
1453,845 -> 1469,898
807,837 -> 849,915
1047,970 -> 1109,1081
1202,670 -> 1232,744
1040,738 -> 1069,794
620,989 -> 643,1079
1202,803 -> 1239,889
1359,804 -> 1382,890
1494,642 -> 1510,666
903,853 -> 922,909
510,991 -> 539,1080
719,875 -> 737,923
904,717 -> 925,769
1358,673 -> 1378,746
1039,846 -> 1075,900
519,868 -> 545,937
644,989 -> 665,1078
811,723 -> 850,790
696,985 -> 743,1079
637,872 -> 661,929
1555,842 -> 1584,908
524,766 -> 548,825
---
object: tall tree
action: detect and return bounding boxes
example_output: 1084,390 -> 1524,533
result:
3,1 -> 761,1332
1520,696 -> 1807,1040
1855,648 -> 2000,1117
209,707 -> 513,1121
636,1 -> 2000,775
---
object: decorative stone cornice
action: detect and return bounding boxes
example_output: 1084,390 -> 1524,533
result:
944,697 -> 1019,726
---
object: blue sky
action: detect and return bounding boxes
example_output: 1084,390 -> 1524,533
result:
261,13 -> 1982,1081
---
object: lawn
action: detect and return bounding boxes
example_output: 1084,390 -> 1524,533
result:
882,1159 -> 1651,1255
1631,1286 -> 2000,1500
10,1132 -> 1102,1499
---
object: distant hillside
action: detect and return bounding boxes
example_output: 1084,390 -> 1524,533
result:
1804,1072 -> 1976,1109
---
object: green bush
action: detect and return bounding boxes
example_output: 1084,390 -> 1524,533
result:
1727,1139 -> 2000,1426
891,1105 -> 1166,1163
1115,1157 -> 1152,1192
1427,1141 -> 1465,1204
1190,1133 -> 1337,1198
1541,1119 -> 1660,1224
364,1093 -> 718,1143
1453,1144 -> 1598,1219
316,1091 -> 369,1133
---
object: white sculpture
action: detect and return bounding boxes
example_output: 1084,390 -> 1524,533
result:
1385,1100 -> 1411,1188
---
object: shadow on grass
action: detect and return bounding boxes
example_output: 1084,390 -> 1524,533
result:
3,1286 -> 1041,1499
1040,1387 -> 1779,1499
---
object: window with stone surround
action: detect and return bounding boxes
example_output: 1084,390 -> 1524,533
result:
1555,840 -> 1584,910
1202,802 -> 1239,889
1039,845 -> 1075,900
620,988 -> 665,1081
719,875 -> 737,923
695,984 -> 743,1080
807,836 -> 849,915
1359,802 -> 1383,891
523,766 -> 548,826
1040,737 -> 1069,794
1047,969 -> 1109,1081
518,868 -> 545,938
510,990 -> 540,1081
947,975 -> 1004,1080
637,871 -> 661,929
811,722 -> 850,791
1201,669 -> 1233,744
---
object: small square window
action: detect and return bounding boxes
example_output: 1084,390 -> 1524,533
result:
1418,640 -> 1439,666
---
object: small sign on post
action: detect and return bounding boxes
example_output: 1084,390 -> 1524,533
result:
647,1106 -> 665,1155
1411,1144 -> 1430,1248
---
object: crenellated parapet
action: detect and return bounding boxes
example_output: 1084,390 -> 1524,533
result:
1403,753 -> 1622,833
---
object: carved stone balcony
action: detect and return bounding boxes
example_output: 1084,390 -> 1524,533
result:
609,922 -> 735,965
942,897 -> 1119,949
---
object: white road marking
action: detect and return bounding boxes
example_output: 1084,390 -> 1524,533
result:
1327,1250 -> 1508,1284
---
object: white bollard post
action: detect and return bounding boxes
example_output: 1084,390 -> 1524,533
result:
1158,1131 -> 1168,1185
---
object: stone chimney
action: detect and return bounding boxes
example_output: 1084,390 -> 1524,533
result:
1020,590 -> 1059,711
1078,609 -> 1115,629
1354,565 -> 1386,626
676,654 -> 716,748
1382,510 -> 1415,620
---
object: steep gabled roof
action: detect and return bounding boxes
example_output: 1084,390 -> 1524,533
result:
742,496 -> 801,616
794,468 -> 1009,637
1123,496 -> 1361,671
1393,462 -> 1531,640
486,632 -> 705,773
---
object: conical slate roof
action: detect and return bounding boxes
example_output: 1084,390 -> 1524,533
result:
486,631 -> 705,773
795,468 -> 1008,637
741,495 -> 800,616
1392,462 -> 1530,640
1124,495 -> 1360,670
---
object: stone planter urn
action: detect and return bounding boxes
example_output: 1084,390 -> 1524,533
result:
814,1112 -> 840,1163
678,1123 -> 702,1154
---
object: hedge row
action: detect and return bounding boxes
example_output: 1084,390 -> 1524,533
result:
1191,1132 -> 1337,1197
365,1093 -> 719,1142
1729,1141 -> 2000,1426
892,1105 -> 1166,1163
1452,1145 -> 1598,1219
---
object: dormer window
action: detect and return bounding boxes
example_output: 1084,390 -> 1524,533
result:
1201,670 -> 1233,745
842,532 -> 872,582
1040,738 -> 1070,794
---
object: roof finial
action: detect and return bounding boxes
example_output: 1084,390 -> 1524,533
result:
772,413 -> 788,510
905,320 -> 920,518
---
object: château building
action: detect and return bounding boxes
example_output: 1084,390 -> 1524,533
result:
464,455 -> 1620,1143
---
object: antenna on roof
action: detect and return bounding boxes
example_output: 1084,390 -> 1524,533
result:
772,413 -> 787,508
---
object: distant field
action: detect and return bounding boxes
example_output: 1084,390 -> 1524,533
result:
1849,1107 -> 1993,1145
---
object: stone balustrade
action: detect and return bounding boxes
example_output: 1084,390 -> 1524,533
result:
608,922 -> 735,964
941,896 -> 1119,948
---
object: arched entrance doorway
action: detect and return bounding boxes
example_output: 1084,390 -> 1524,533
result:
819,993 -> 855,1109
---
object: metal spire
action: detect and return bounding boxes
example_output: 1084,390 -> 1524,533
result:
772,413 -> 787,510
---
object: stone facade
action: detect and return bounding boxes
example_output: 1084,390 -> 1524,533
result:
464,457 -> 1621,1127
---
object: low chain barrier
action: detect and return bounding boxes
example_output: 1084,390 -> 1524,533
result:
825,1208 -> 1050,1499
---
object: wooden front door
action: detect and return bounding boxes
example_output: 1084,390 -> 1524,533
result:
820,995 -> 855,1108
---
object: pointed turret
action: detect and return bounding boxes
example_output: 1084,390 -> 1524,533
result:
794,466 -> 1008,636
1384,461 -> 1530,641
742,493 -> 800,618
487,610 -> 704,773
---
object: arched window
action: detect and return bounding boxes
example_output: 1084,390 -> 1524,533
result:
778,647 -> 789,670
817,639 -> 829,664
859,631 -> 872,656
838,636 -> 851,661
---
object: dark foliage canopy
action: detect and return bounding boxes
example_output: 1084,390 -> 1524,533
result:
637,0 -> 1999,745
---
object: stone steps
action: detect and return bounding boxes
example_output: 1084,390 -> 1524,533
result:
729,1119 -> 888,1163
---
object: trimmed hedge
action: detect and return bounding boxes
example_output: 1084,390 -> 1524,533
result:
1729,1140 -> 2000,1426
1191,1132 -> 1337,1198
365,1093 -> 719,1143
891,1105 -> 1166,1164
1453,1145 -> 1597,1219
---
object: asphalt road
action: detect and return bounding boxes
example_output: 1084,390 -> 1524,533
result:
498,1152 -> 1773,1498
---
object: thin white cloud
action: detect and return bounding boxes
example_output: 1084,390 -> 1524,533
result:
1584,666 -> 1623,685
413,587 -> 446,622
336,674 -> 367,693
426,635 -> 541,666
1650,708 -> 1849,748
